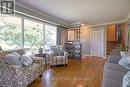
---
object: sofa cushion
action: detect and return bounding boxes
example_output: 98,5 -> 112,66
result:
110,51 -> 120,56
20,55 -> 33,66
119,56 -> 130,70
4,53 -> 23,66
23,63 -> 41,73
53,56 -> 65,60
104,62 -> 129,72
101,77 -> 122,87
108,56 -> 122,64
103,67 -> 127,81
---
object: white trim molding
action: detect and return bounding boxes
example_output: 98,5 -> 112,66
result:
88,20 -> 126,28
15,2 -> 69,27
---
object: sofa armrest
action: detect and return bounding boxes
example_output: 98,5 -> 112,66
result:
108,55 -> 122,64
110,53 -> 120,56
64,51 -> 68,63
49,51 -> 54,60
64,51 -> 68,57
32,57 -> 44,64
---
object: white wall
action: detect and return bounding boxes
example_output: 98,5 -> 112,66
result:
80,26 -> 91,56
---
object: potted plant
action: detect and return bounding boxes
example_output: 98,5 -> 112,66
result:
126,28 -> 130,52
120,28 -> 130,57
120,43 -> 127,57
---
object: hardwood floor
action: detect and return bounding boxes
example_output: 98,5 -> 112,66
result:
28,57 -> 106,87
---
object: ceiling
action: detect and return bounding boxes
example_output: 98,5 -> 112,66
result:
16,0 -> 130,25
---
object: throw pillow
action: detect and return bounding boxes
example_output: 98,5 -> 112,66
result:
20,55 -> 33,66
4,53 -> 23,66
58,50 -> 64,56
122,71 -> 130,87
57,46 -> 64,56
12,52 -> 20,57
58,49 -> 64,56
120,51 -> 128,58
119,56 -> 130,70
44,45 -> 51,52
51,46 -> 58,56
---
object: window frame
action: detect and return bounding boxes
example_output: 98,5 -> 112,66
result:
45,23 -> 57,46
0,14 -> 57,50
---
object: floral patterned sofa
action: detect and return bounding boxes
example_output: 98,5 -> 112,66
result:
0,49 -> 45,87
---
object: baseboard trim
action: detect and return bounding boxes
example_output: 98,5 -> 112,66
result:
82,54 -> 92,58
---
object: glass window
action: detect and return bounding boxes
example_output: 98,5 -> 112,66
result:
45,24 -> 57,46
0,15 -> 22,50
0,15 -> 57,50
24,19 -> 44,50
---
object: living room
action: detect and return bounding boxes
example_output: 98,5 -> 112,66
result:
0,0 -> 130,87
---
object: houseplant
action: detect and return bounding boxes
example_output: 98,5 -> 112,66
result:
120,28 -> 130,57
126,28 -> 130,52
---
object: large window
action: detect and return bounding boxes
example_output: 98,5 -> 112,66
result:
24,19 -> 43,50
45,24 -> 57,46
0,15 -> 22,50
0,15 -> 57,50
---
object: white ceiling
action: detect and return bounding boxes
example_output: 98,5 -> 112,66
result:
16,0 -> 130,25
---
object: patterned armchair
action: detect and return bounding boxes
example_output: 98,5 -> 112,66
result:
0,49 -> 45,87
50,46 -> 68,67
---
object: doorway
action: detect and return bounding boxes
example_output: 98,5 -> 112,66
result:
91,28 -> 105,57
106,24 -> 117,55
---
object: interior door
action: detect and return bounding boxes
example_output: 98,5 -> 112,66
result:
91,28 -> 104,57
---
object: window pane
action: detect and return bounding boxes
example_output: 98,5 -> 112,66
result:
24,19 -> 43,50
0,15 -> 22,50
45,25 -> 57,46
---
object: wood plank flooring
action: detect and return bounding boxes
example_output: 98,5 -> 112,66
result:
28,57 -> 106,87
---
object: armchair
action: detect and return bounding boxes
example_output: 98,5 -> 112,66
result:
50,46 -> 68,67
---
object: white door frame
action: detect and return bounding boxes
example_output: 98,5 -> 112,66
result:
90,27 -> 107,58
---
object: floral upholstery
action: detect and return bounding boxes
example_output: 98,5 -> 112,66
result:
0,49 -> 45,87
0,49 -> 25,63
32,57 -> 44,64
50,46 -> 68,66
